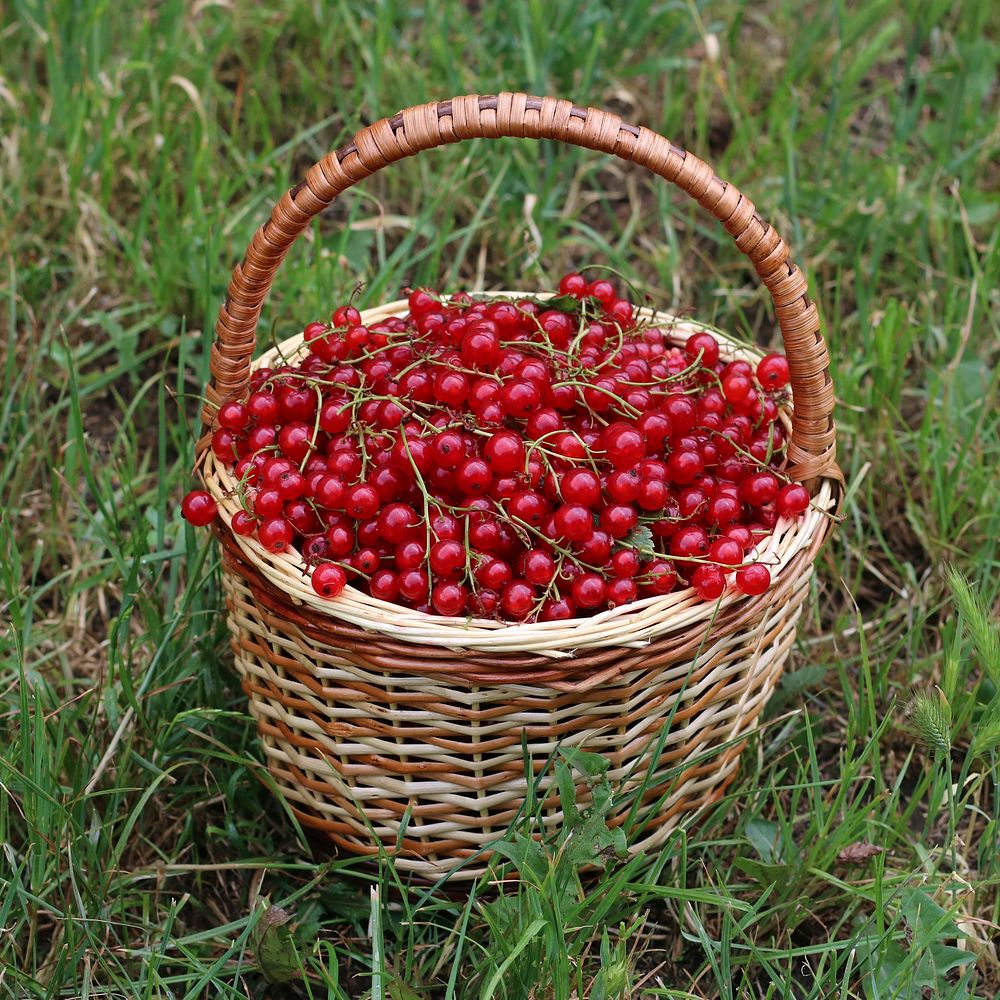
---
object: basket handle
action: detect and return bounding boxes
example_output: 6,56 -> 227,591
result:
205,93 -> 838,485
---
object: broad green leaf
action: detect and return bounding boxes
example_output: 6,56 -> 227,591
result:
254,902 -> 301,984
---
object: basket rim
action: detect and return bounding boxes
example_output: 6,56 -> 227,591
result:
199,295 -> 839,656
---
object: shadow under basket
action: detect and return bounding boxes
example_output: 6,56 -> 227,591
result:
196,93 -> 842,883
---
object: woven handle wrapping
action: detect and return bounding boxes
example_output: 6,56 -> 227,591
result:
206,93 -> 838,485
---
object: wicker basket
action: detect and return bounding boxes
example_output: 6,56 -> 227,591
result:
195,93 -> 841,881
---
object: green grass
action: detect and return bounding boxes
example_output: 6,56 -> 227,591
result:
1,0 -> 999,995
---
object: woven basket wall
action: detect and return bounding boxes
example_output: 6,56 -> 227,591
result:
195,94 -> 842,882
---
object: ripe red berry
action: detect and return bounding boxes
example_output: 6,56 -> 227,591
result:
722,373 -> 752,404
429,539 -> 466,578
398,568 -> 430,603
741,472 -> 780,508
501,379 -> 542,418
571,572 -> 607,609
776,483 -> 810,517
554,503 -> 595,543
600,504 -> 638,539
668,450 -> 704,485
606,577 -> 637,607
218,401 -> 249,431
603,422 -> 646,469
539,596 -> 576,620
431,581 -> 467,616
311,562 -> 347,598
736,562 -> 771,596
247,391 -> 279,423
231,510 -> 257,536
558,272 -> 588,297
670,526 -> 709,559
586,279 -> 616,306
521,549 -> 556,586
500,580 -> 536,619
332,304 -> 362,328
560,469 -> 602,507
692,564 -> 726,600
610,549 -> 640,578
483,430 -> 525,474
684,331 -> 720,368
757,353 -> 790,391
455,457 -> 493,494
508,490 -> 549,526
378,503 -> 420,543
369,569 -> 400,601
181,490 -> 218,526
643,560 -> 677,595
709,538 -> 744,567
258,517 -> 294,553
344,484 -> 380,520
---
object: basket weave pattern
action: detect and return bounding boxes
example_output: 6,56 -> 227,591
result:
197,94 -> 842,880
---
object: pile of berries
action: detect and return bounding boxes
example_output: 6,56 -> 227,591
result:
182,272 -> 810,622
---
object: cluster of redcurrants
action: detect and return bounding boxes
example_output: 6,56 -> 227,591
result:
182,273 -> 810,621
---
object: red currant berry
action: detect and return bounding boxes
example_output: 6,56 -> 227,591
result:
722,373 -> 752,404
500,580 -> 536,620
455,457 -> 493,495
684,331 -> 720,368
218,401 -> 249,431
736,562 -> 771,596
501,379 -> 542,418
741,472 -> 780,508
610,549 -> 640,577
693,564 -> 726,600
431,581 -> 467,616
474,557 -> 513,591
709,538 -> 744,567
757,353 -> 790,391
353,548 -> 381,574
231,509 -> 257,536
558,272 -> 588,297
599,504 -> 638,539
429,539 -> 466,578
560,469 -> 602,507
258,517 -> 294,553
398,568 -> 430,603
554,503 -> 595,543
483,430 -> 525,474
586,279 -> 616,306
539,596 -> 576,621
285,498 -> 319,534
395,540 -> 427,570
643,560 -> 677,595
325,524 -> 355,557
181,490 -> 218,527
253,488 -> 284,519
606,577 -> 638,607
509,490 -> 550,526
606,298 -> 634,329
571,572 -> 607,609
668,450 -> 704,485
369,569 -> 400,601
248,391 -> 280,424
344,484 -> 380,520
312,562 -> 347,598
521,549 -> 556,586
378,503 -> 420,543
669,526 -> 709,559
776,483 -> 810,517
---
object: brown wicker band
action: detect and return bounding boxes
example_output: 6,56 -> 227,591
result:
205,93 -> 839,487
